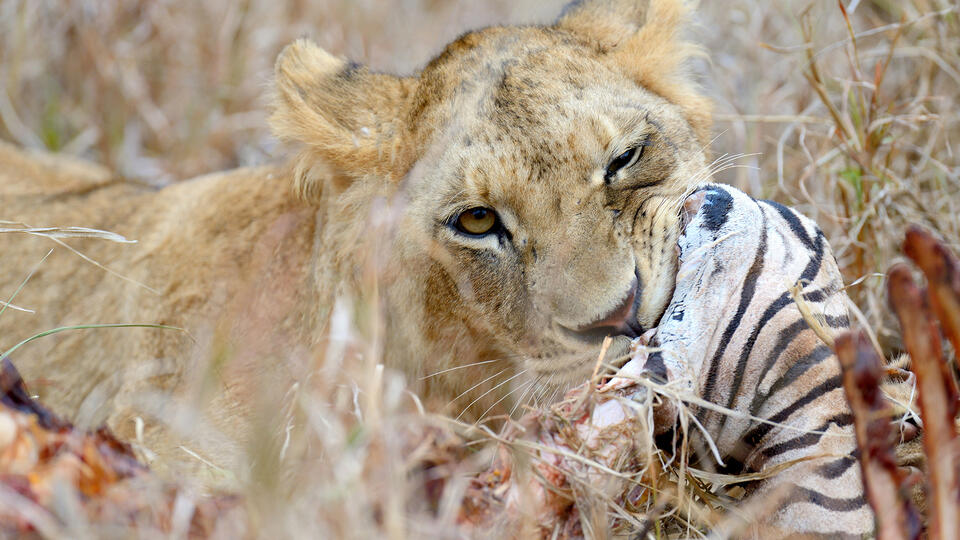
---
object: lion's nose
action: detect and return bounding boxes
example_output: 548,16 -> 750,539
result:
559,276 -> 641,343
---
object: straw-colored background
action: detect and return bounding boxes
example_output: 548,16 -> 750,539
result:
3,0 -> 956,344
0,1 -> 957,535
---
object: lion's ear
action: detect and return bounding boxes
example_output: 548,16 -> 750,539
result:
557,0 -> 712,145
556,0 -> 651,51
271,39 -> 416,200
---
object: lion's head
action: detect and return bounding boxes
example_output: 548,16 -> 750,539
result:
271,0 -> 711,418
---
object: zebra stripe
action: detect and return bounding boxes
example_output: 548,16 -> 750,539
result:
780,486 -> 868,512
742,375 -> 844,449
647,183 -> 873,535
700,215 -> 768,406
762,413 -> 853,458
816,456 -> 858,479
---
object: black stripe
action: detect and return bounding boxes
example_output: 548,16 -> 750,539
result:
800,283 -> 836,303
749,310 -> 848,409
643,351 -> 668,383
716,456 -> 745,475
742,375 -> 843,449
816,456 -> 857,479
758,319 -> 816,378
717,214 -> 774,413
802,289 -> 828,302
761,413 -> 853,458
715,220 -> 827,433
733,230 -> 828,400
826,313 -> 851,329
749,344 -> 834,417
701,207 -> 768,406
702,185 -> 734,232
714,291 -> 791,439
780,485 -> 867,512
722,293 -> 792,411
760,199 -> 817,250
798,233 -> 826,283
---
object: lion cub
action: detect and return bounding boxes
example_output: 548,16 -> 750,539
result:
0,0 -> 709,478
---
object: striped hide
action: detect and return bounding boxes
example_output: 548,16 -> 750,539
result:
641,183 -> 872,537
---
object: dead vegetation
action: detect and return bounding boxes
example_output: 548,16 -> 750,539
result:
3,0 -> 956,345
1,0 -> 959,538
703,0 -> 960,352
837,226 -> 960,540
4,226 -> 959,538
0,358 -> 244,538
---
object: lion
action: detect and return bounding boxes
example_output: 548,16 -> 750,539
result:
0,0 -> 710,480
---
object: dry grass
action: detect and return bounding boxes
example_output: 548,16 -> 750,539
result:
700,0 -> 960,350
1,0 -> 958,537
3,0 -> 956,343
3,0 -> 957,342
0,0 -> 559,184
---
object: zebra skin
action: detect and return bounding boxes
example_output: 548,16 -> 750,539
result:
629,183 -> 873,537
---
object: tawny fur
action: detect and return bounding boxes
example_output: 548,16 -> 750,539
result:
0,0 -> 709,481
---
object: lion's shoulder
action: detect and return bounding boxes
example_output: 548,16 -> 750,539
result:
0,139 -> 116,197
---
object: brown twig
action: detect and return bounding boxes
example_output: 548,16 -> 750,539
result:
835,331 -> 921,540
888,262 -> 960,540
903,225 -> 960,368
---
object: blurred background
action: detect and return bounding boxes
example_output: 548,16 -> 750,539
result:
1,0 -> 957,347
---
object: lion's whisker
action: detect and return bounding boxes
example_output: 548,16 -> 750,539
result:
455,369 -> 527,421
419,358 -> 505,380
695,152 -> 747,179
532,371 -> 557,409
446,367 -> 509,407
688,152 -> 760,186
508,374 -> 542,418
479,378 -> 534,424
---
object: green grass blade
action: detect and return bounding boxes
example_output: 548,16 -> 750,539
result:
0,249 -> 54,321
1,323 -> 184,361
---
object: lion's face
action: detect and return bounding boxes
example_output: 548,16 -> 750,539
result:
272,0 -> 712,408
400,34 -> 709,387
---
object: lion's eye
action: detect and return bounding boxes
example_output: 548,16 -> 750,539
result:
604,145 -> 645,182
455,207 -> 498,236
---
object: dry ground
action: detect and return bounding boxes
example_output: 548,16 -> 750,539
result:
1,0 -> 958,537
